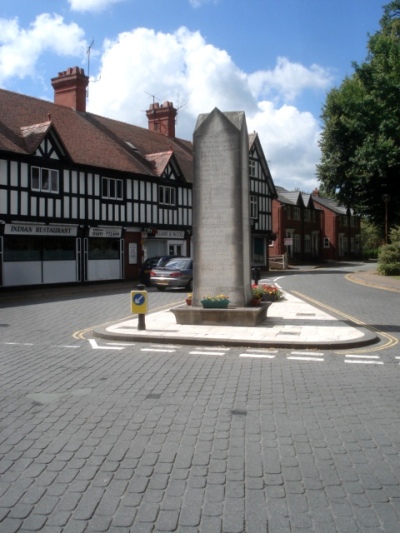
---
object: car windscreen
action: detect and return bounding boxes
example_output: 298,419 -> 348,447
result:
165,259 -> 190,270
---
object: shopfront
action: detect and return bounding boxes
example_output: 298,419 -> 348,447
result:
1,223 -> 80,287
84,227 -> 124,281
142,229 -> 188,260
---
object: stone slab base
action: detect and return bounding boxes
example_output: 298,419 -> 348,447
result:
171,303 -> 271,327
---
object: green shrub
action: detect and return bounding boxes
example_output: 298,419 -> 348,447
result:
377,239 -> 400,276
362,248 -> 379,260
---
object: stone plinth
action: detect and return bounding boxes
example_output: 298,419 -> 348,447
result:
171,303 -> 271,327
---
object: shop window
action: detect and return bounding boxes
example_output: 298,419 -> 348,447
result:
102,177 -> 123,200
159,185 -> 176,206
4,236 -> 75,261
250,195 -> 258,219
31,166 -> 59,193
88,238 -> 120,260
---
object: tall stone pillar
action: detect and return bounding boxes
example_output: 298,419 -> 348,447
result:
192,108 -> 252,307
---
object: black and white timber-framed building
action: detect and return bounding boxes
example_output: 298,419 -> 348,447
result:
0,66 -> 276,288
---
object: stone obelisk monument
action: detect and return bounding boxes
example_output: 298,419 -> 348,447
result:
192,108 -> 252,307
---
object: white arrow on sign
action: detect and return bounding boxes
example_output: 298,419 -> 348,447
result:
89,339 -> 125,350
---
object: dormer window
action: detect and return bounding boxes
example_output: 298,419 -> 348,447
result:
31,166 -> 59,193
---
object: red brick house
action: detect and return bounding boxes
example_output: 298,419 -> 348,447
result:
312,189 -> 361,261
271,187 -> 322,263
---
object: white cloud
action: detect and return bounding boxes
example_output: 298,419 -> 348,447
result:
248,56 -> 333,103
88,26 -> 326,190
247,102 -> 321,191
68,0 -> 126,12
0,14 -> 86,83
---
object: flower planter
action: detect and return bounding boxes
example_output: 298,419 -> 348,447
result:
201,299 -> 229,309
249,297 -> 262,307
185,299 -> 192,306
262,294 -> 277,302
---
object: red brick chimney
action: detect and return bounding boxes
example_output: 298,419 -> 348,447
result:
146,101 -> 177,138
51,67 -> 89,112
312,188 -> 320,196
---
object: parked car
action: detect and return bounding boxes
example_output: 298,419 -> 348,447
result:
150,257 -> 193,291
139,255 -> 178,285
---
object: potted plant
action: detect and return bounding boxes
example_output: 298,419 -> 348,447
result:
186,293 -> 193,306
260,284 -> 283,302
200,294 -> 230,308
250,284 -> 264,306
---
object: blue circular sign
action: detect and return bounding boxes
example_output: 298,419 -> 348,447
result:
133,294 -> 145,305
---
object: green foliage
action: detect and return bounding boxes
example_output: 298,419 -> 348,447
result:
377,224 -> 400,275
361,219 -> 382,259
317,1 -> 400,229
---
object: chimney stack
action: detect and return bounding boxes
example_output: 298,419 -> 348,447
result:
51,67 -> 89,112
146,101 -> 177,138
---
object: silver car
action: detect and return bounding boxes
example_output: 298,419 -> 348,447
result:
150,257 -> 193,291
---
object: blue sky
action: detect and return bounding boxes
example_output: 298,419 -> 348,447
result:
0,0 -> 388,191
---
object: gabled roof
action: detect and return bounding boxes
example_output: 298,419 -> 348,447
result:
312,194 -> 351,215
277,190 -> 304,206
0,88 -> 193,183
248,132 -> 277,198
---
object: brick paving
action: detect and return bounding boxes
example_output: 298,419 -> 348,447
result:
0,265 -> 399,532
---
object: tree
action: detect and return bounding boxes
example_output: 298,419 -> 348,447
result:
317,1 -> 400,230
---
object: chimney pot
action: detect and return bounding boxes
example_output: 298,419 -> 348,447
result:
51,66 -> 89,112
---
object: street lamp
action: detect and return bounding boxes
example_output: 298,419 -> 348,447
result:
382,194 -> 391,244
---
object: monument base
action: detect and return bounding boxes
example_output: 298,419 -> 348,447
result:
171,303 -> 271,327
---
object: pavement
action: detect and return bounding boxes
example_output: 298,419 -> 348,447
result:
93,267 -> 400,349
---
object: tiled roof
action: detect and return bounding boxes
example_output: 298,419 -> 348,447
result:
0,88 -> 193,183
312,195 -> 349,215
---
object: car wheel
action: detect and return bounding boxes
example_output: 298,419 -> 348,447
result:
186,279 -> 193,291
157,286 -> 167,291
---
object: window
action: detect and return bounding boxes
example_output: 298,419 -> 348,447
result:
293,207 -> 301,221
102,177 -> 123,200
323,237 -> 330,248
31,166 -> 59,193
304,210 -> 311,222
250,195 -> 258,219
304,235 -> 311,253
293,234 -> 301,253
159,185 -> 176,206
249,159 -> 256,177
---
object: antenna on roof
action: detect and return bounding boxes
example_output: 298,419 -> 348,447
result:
145,92 -> 159,105
86,39 -> 94,99
175,93 -> 187,125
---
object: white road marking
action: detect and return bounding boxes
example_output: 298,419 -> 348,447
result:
291,351 -> 324,356
89,339 -> 124,350
189,351 -> 226,356
240,353 -> 276,358
141,348 -> 176,353
287,356 -> 324,362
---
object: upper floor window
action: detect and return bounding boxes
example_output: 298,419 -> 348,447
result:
249,160 -> 257,177
102,177 -> 123,200
293,207 -> 301,221
31,166 -> 59,194
304,209 -> 311,222
250,195 -> 258,219
159,185 -> 176,206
